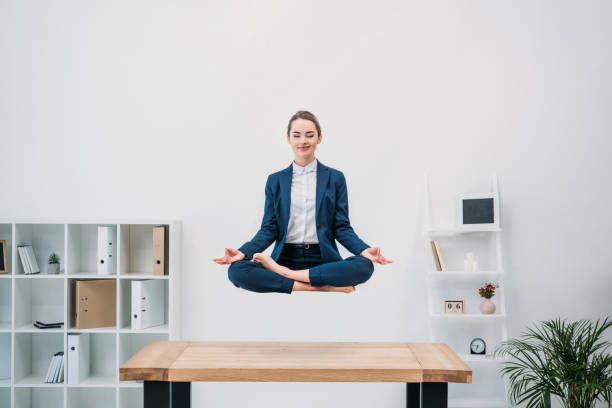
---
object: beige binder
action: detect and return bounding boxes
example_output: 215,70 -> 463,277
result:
153,225 -> 169,276
74,280 -> 116,329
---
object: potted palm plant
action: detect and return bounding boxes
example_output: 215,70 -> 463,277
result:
48,252 -> 60,274
494,317 -> 611,408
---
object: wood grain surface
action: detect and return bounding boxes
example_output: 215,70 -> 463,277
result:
120,341 -> 471,383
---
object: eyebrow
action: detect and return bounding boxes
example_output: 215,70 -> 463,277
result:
292,131 -> 315,134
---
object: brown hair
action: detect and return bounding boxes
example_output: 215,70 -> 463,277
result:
287,110 -> 322,137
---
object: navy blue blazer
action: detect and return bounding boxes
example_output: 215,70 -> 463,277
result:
238,159 -> 370,263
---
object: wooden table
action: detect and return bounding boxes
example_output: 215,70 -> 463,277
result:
120,341 -> 472,408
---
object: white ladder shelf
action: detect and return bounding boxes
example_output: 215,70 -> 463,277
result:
423,173 -> 510,408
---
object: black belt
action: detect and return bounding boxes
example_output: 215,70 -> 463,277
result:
284,243 -> 319,249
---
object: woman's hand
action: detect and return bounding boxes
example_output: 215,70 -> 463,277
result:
212,248 -> 246,264
360,247 -> 392,265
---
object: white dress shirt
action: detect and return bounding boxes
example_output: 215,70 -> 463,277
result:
285,158 -> 319,244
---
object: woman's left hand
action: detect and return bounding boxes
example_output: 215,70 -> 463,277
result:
360,247 -> 392,264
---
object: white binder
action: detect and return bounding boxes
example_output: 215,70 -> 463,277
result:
131,280 -> 164,330
68,333 -> 90,384
44,355 -> 57,383
97,226 -> 117,275
25,246 -> 40,274
18,247 -> 31,274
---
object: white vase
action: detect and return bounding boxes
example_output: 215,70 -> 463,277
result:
479,299 -> 496,314
47,263 -> 60,274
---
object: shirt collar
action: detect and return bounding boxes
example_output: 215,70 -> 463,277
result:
292,158 -> 318,175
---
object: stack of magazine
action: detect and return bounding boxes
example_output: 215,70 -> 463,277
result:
17,245 -> 40,274
45,351 -> 65,383
34,320 -> 64,330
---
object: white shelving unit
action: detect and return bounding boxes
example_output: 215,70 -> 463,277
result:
423,174 -> 510,408
0,219 -> 181,408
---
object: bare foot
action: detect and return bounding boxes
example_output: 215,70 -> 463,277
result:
252,253 -> 291,277
320,285 -> 356,293
292,281 -> 356,293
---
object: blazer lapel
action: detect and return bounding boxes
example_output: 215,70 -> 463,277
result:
279,163 -> 293,230
315,159 -> 330,223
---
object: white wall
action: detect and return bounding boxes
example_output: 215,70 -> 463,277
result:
1,0 -> 611,406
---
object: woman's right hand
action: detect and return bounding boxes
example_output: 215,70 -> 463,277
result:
212,248 -> 246,264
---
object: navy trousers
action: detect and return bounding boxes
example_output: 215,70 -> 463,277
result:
228,245 -> 374,294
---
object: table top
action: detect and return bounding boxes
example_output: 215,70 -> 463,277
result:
119,341 -> 472,383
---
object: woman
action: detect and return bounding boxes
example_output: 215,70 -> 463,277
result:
213,110 -> 392,294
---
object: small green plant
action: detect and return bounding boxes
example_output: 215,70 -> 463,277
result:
494,317 -> 612,408
48,253 -> 60,264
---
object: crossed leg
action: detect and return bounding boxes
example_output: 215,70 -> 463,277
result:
228,254 -> 374,294
253,252 -> 374,287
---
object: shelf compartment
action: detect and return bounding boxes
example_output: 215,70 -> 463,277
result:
14,278 -> 64,329
428,271 -> 503,277
0,279 -> 11,328
67,278 -> 117,331
67,224 -> 118,276
431,320 -> 505,359
119,279 -> 168,330
428,233 -> 498,272
67,332 -> 117,385
430,281 -> 504,315
426,227 -> 501,237
14,332 -> 64,385
119,224 -> 169,276
458,353 -> 509,363
0,388 -> 9,407
14,387 -> 63,408
67,387 -> 116,408
119,333 -> 167,368
15,224 -> 65,275
0,333 -> 10,384
0,223 -> 12,275
448,397 -> 508,408
448,366 -> 508,405
119,387 -> 143,407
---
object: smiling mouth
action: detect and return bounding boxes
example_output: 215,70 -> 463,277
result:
299,146 -> 310,150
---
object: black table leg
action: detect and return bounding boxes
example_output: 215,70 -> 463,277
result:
144,381 -> 191,408
406,382 -> 448,408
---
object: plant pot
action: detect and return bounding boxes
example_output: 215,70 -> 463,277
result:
479,298 -> 496,314
47,263 -> 60,274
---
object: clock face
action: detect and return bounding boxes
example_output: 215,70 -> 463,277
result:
470,338 -> 486,354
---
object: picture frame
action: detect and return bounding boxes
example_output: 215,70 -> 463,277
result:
456,192 -> 500,231
0,240 -> 7,274
444,300 -> 464,314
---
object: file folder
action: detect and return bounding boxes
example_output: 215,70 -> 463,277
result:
18,246 -> 31,274
0,240 -> 7,274
68,333 -> 90,384
74,279 -> 116,329
153,225 -> 169,275
131,279 -> 165,330
97,225 -> 117,275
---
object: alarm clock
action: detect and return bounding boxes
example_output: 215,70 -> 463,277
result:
470,338 -> 486,355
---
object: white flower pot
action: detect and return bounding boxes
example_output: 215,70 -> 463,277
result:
47,263 -> 60,274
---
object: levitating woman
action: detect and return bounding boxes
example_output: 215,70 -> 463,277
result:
213,110 -> 392,294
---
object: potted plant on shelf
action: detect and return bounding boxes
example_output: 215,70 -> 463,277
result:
478,281 -> 499,314
494,317 -> 611,408
48,253 -> 60,274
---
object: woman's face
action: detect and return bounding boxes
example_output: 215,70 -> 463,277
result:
287,118 -> 321,160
